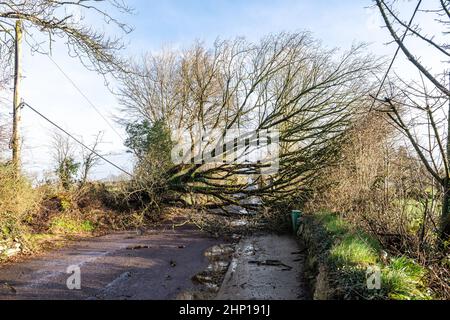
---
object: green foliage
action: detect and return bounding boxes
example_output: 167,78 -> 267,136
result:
50,215 -> 96,234
124,119 -> 174,216
125,120 -> 152,158
321,212 -> 380,271
81,220 -> 96,232
56,157 -> 80,189
125,119 -> 173,163
56,193 -> 74,212
60,199 -> 72,212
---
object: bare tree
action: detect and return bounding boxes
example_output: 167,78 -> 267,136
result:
51,130 -> 79,189
0,119 -> 8,158
0,1 -> 132,175
80,131 -> 104,185
120,33 -> 380,210
0,0 -> 132,76
374,0 -> 450,240
0,45 -> 11,88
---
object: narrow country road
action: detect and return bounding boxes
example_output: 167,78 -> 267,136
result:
0,228 -> 220,300
0,229 -> 308,300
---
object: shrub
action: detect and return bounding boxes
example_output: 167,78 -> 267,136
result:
56,157 -> 80,190
122,119 -> 174,218
0,165 -> 40,240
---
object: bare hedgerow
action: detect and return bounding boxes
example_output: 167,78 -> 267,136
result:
373,0 -> 450,241
305,111 -> 450,298
306,112 -> 441,250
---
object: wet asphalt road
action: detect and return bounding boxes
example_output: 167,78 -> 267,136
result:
0,229 -> 220,300
216,235 -> 308,300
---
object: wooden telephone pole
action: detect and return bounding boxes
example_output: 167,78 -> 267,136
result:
12,19 -> 22,172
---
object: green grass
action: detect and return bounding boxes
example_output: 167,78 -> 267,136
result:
309,211 -> 432,300
382,257 -> 431,300
330,234 -> 379,267
318,212 -> 350,237
316,212 -> 380,268
50,215 -> 96,234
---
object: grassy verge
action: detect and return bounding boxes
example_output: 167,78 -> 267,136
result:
300,211 -> 432,300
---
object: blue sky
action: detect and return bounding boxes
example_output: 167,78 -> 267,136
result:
1,0 -> 441,181
124,0 -> 383,53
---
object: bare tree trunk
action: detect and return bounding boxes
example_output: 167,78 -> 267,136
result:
441,179 -> 450,240
443,72 -> 450,240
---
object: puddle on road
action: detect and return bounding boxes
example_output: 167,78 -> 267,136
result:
177,244 -> 235,300
204,244 -> 234,258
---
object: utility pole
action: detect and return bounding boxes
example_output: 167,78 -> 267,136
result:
12,19 -> 22,173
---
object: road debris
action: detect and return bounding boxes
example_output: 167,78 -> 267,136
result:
230,220 -> 248,227
1,283 -> 17,295
183,243 -> 236,299
126,245 -> 150,250
291,249 -> 306,255
0,241 -> 22,258
207,261 -> 229,273
216,235 -> 308,300
248,260 -> 293,271
192,273 -> 213,285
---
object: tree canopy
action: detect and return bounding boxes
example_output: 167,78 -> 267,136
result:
120,33 -> 380,209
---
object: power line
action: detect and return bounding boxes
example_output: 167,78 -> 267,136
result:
21,101 -> 132,177
371,0 -> 423,110
23,29 -> 126,142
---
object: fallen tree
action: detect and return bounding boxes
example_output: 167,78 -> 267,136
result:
119,32 -> 381,209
